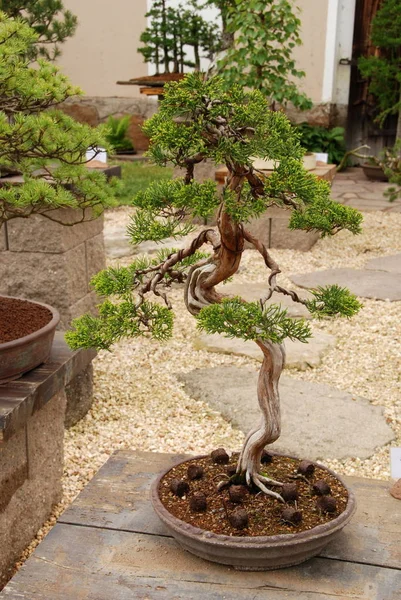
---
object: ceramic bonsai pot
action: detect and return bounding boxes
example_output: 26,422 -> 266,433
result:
0,296 -> 59,384
362,163 -> 388,182
151,454 -> 356,571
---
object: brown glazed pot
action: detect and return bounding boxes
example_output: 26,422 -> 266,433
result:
0,296 -> 59,384
362,163 -> 388,182
151,454 -> 356,571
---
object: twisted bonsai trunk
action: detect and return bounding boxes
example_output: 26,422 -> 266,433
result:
184,171 -> 285,500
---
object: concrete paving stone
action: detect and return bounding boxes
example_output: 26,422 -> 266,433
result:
291,268 -> 401,301
216,282 -> 312,319
194,329 -> 336,371
365,254 -> 401,274
178,366 -> 395,461
104,223 -> 186,259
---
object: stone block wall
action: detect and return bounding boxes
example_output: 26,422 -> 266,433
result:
0,391 -> 66,588
58,96 -> 158,152
0,210 -> 105,329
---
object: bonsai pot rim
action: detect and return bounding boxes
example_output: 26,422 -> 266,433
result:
0,295 -> 59,350
151,453 -> 356,570
361,163 -> 389,182
0,295 -> 60,384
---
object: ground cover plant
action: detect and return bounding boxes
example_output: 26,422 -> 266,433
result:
114,162 -> 173,206
67,74 -> 362,531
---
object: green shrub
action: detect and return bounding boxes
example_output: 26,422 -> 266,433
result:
295,123 -> 347,165
106,116 -> 135,153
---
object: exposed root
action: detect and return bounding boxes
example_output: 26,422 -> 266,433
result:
250,473 -> 285,502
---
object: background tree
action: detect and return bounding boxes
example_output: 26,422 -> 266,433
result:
67,74 -> 362,497
358,0 -> 401,140
1,0 -> 77,60
216,0 -> 312,111
138,0 -> 220,74
0,12 -> 115,229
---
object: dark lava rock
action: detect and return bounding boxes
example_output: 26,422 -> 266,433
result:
261,450 -> 273,464
229,485 -> 248,504
189,492 -> 207,512
281,507 -> 302,525
317,496 -> 337,514
229,508 -> 249,530
187,464 -> 204,481
281,483 -> 298,503
298,460 -> 315,476
211,448 -> 230,465
313,480 -> 331,496
170,478 -> 189,498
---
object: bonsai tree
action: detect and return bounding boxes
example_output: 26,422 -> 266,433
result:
216,0 -> 312,111
138,0 -> 220,74
0,12 -> 115,230
66,74 -> 362,499
1,0 -> 77,60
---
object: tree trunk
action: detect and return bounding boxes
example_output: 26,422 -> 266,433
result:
183,172 -> 285,495
396,88 -> 401,141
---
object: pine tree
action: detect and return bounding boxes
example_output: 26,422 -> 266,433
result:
1,0 -> 77,60
0,12 -> 115,230
66,74 -> 362,498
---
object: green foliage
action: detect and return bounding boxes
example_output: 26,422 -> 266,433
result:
65,299 -> 174,351
2,0 -> 77,60
358,0 -> 401,126
105,116 -> 135,153
114,162 -> 172,206
197,297 -> 312,344
378,140 -> 401,202
295,123 -> 347,165
0,13 -> 116,228
305,285 -> 362,319
138,0 -> 220,74
217,0 -> 312,110
289,195 -> 363,237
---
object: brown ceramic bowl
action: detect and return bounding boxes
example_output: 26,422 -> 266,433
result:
0,296 -> 59,384
151,454 -> 356,571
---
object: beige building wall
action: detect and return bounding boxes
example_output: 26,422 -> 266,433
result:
294,0 -> 329,104
56,0 -> 148,97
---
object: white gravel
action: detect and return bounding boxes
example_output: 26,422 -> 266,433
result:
13,209 -> 401,571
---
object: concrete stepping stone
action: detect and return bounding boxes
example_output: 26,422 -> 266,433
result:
365,254 -> 401,274
179,367 -> 395,461
216,282 -> 312,319
194,329 -> 336,370
104,222 -> 187,259
291,268 -> 401,301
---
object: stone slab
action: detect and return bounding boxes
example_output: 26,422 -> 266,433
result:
104,222 -> 188,259
65,364 -> 94,428
178,366 -> 395,461
291,268 -> 401,301
217,282 -> 312,319
365,254 -> 401,274
194,329 -> 336,370
85,233 -> 106,285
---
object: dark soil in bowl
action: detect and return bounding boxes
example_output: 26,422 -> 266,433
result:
159,451 -> 349,537
0,297 -> 53,343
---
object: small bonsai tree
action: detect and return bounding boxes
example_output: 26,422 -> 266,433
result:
66,74 -> 362,499
0,12 -> 115,230
1,0 -> 77,60
138,0 -> 220,74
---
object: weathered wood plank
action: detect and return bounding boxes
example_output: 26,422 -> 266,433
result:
2,524 -> 400,600
59,450 -> 401,570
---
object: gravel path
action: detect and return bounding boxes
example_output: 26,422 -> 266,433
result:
14,209 -> 401,570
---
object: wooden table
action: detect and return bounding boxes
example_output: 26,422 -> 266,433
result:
1,450 -> 400,599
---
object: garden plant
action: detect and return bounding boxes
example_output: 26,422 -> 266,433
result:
67,74 -> 363,544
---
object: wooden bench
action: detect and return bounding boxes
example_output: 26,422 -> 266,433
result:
1,449 -> 400,599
